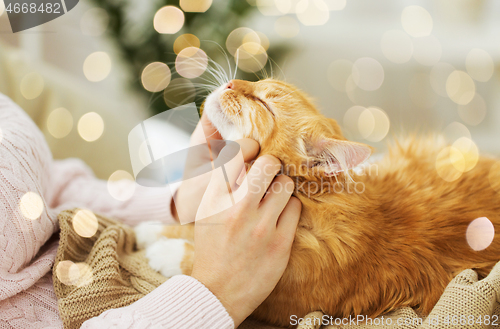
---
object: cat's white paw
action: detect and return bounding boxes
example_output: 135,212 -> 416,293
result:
134,222 -> 163,249
145,238 -> 189,277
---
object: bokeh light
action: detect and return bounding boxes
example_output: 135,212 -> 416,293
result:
380,30 -> 413,64
141,62 -> 172,92
107,170 -> 136,201
226,27 -> 261,57
409,73 -> 437,109
274,16 -> 300,38
173,34 -> 200,55
73,209 -> 99,238
446,70 -> 476,105
401,5 -> 433,38
235,43 -> 268,73
80,8 -> 109,36
47,108 -> 73,139
327,59 -> 353,92
345,75 -> 358,103
352,57 -> 384,91
275,0 -> 293,14
489,161 -> 500,195
325,0 -> 346,11
343,105 -> 365,138
255,32 -> 270,51
20,72 -> 44,100
176,47 -> 208,78
154,6 -> 184,34
451,137 -> 478,172
83,52 -> 112,82
257,0 -> 282,16
296,0 -> 329,26
466,217 -> 495,251
19,191 -> 44,220
164,78 -> 196,108
56,261 -> 93,287
78,112 -> 104,142
458,94 -> 486,126
180,0 -> 212,12
466,48 -> 494,82
443,121 -> 471,142
412,35 -> 442,66
358,107 -> 390,142
435,146 -> 464,182
430,62 -> 455,97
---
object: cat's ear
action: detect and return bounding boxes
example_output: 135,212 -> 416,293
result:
307,138 -> 372,176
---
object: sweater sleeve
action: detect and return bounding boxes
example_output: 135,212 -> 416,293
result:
80,275 -> 235,329
48,158 -> 178,227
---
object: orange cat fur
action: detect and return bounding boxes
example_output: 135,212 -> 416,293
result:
158,79 -> 500,327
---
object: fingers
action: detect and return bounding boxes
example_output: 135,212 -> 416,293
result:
245,155 -> 282,202
276,196 -> 302,243
260,175 -> 295,220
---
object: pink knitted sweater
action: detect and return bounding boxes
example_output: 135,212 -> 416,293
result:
0,94 -> 234,329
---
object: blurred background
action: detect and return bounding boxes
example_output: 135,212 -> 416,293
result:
0,0 -> 499,182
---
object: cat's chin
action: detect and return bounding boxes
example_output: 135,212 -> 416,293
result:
205,88 -> 243,141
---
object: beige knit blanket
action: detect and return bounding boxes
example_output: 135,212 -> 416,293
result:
53,209 -> 500,329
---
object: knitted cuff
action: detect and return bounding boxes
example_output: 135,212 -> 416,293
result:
129,275 -> 235,329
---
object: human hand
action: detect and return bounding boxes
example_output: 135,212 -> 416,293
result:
190,147 -> 302,327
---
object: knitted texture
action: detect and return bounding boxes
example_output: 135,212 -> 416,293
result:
53,209 -> 167,329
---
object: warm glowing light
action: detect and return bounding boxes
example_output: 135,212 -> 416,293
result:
56,261 -> 93,286
446,70 -> 476,105
226,27 -> 261,57
443,122 -> 471,142
47,108 -> 73,139
107,170 -> 136,201
80,8 -> 109,36
409,73 -> 437,109
345,75 -> 358,103
352,57 -> 384,91
466,217 -> 495,251
173,34 -> 200,55
430,62 -> 455,97
274,16 -> 300,38
327,59 -> 353,92
78,112 -> 104,142
141,62 -> 171,92
235,43 -> 268,73
436,146 -> 464,182
451,137 -> 478,172
83,52 -> 111,82
343,106 -> 365,138
296,0 -> 329,26
154,6 -> 184,34
401,6 -> 433,38
257,0 -> 282,16
412,35 -> 441,66
73,209 -> 98,238
19,191 -> 44,220
180,0 -> 212,12
255,32 -> 270,51
20,72 -> 44,100
275,0 -> 292,14
164,78 -> 196,108
458,94 -> 486,126
489,161 -> 500,195
325,0 -> 346,11
358,107 -> 390,142
466,48 -> 494,82
380,30 -> 413,64
176,47 -> 208,79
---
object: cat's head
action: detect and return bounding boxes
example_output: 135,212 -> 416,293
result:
204,79 -> 372,179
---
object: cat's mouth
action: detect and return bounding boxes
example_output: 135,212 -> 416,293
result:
204,86 -> 240,140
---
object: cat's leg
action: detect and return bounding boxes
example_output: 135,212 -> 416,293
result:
145,238 -> 194,277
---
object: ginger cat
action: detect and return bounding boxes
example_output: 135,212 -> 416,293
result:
135,79 -> 500,328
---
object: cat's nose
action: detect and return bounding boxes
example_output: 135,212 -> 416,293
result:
226,81 -> 235,90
